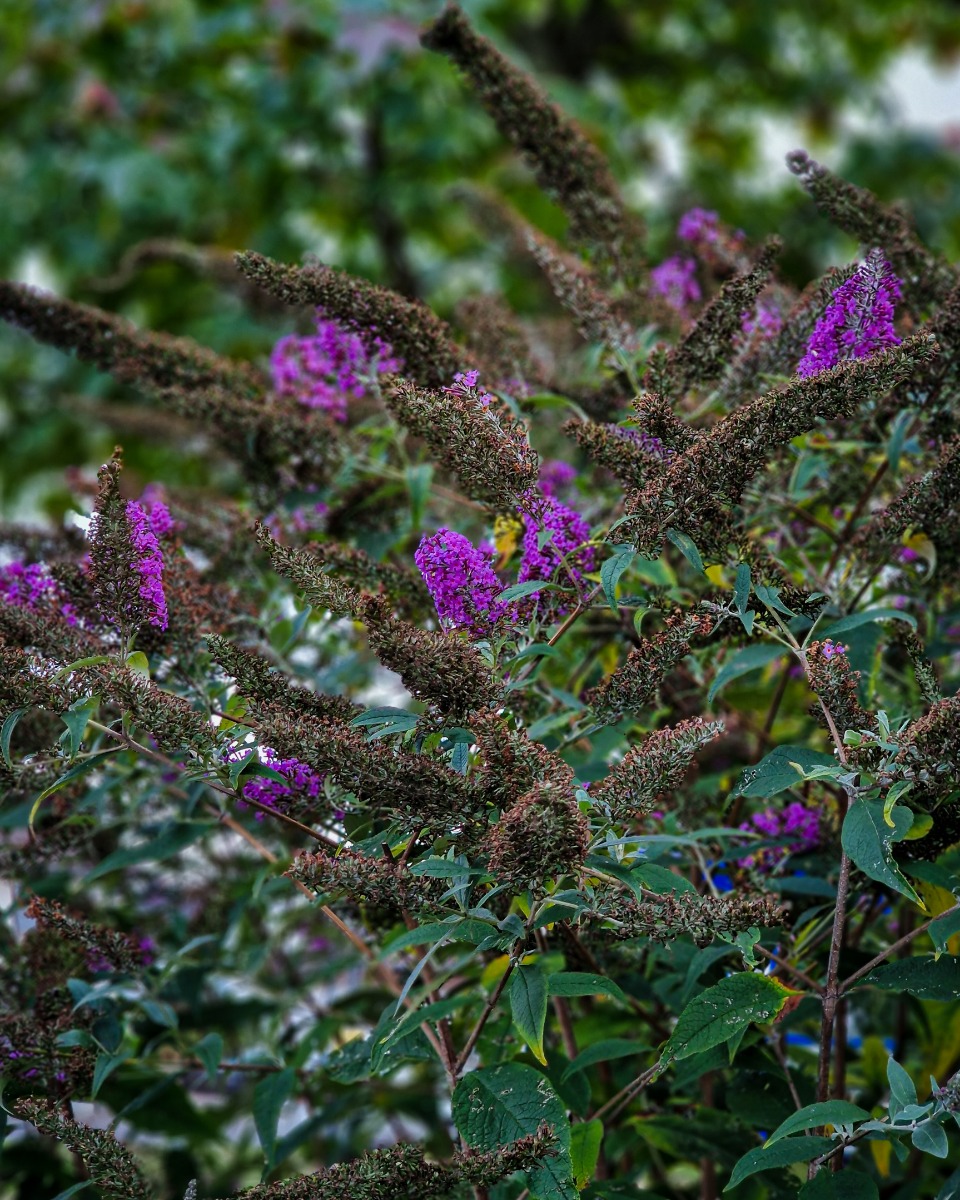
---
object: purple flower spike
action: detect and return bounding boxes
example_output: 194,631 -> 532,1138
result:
518,496 -> 596,618
239,749 -> 325,821
797,249 -> 902,378
540,460 -> 577,498
650,255 -> 700,314
270,312 -> 402,420
126,500 -> 168,631
415,528 -> 509,637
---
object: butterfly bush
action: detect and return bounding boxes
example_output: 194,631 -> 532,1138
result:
3,8 -> 960,1200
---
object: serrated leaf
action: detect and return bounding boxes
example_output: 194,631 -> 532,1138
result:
765,1100 -> 870,1146
601,545 -> 635,615
570,1118 -> 603,1188
547,971 -> 627,1004
819,607 -> 916,637
562,1039 -> 648,1081
509,963 -> 549,1064
734,746 -> 836,798
253,1067 -> 295,1173
665,528 -> 705,574
708,645 -> 784,703
841,800 -> 922,906
725,1137 -> 835,1190
865,956 -> 960,1001
453,1063 -> 576,1200
664,973 -> 793,1063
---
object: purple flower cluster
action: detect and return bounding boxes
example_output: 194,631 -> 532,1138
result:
821,639 -> 846,659
443,368 -> 495,407
540,459 -> 577,498
126,500 -> 168,631
741,298 -> 783,339
518,495 -> 596,617
677,207 -> 719,244
0,560 -> 77,625
797,249 -> 902,378
650,255 -> 700,314
270,311 -> 402,421
617,426 -> 672,462
238,748 -> 325,821
738,801 -> 821,870
415,528 -> 509,637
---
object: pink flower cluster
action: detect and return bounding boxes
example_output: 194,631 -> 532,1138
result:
126,500 -> 168,630
270,312 -> 402,421
797,249 -> 902,378
738,801 -> 821,870
650,255 -> 700,314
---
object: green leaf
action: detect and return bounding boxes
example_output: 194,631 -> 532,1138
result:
504,642 -> 562,666
405,463 -> 433,529
632,862 -> 698,896
350,706 -> 419,732
912,1121 -> 950,1158
887,1056 -> 918,1111
570,1118 -> 603,1189
734,746 -> 836,798
725,1137 -> 836,1190
1,707 -> 28,770
509,963 -> 549,1064
865,956 -> 960,1001
601,545 -> 635,615
547,972 -> 628,1004
798,1170 -> 880,1198
49,1185 -> 93,1200
125,651 -> 150,677
85,821 -> 210,882
253,1067 -> 295,1174
819,607 -> 916,637
497,580 -> 559,603
665,528 -> 705,574
59,696 -> 99,760
453,1063 -> 576,1200
708,645 -> 784,703
753,584 -> 797,618
194,1032 -> 223,1082
930,907 -> 960,958
562,1039 -> 648,1081
764,1100 -> 870,1146
91,1051 -> 129,1099
841,800 -> 922,905
664,973 -> 793,1063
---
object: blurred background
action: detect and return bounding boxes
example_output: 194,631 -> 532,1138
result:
2,0 -> 959,518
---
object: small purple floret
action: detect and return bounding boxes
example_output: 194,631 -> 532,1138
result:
650,255 -> 701,314
677,207 -> 719,244
239,749 -> 325,821
518,496 -> 596,617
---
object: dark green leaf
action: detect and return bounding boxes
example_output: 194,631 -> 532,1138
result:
865,956 -> 960,1001
601,545 -> 636,615
665,528 -> 705,574
547,972 -> 627,1004
725,1137 -> 835,1190
841,800 -> 921,904
798,1170 -> 879,1198
734,746 -> 836,798
1,707 -> 28,770
194,1033 -> 223,1082
562,1040 -> 648,1081
509,963 -> 549,1064
708,645 -> 784,703
764,1100 -> 870,1146
253,1067 -> 295,1173
820,607 -> 916,637
664,973 -> 793,1062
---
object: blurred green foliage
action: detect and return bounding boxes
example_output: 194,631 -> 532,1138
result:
1,0 -> 959,513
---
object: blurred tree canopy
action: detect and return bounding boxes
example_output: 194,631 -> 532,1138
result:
2,0 -> 959,513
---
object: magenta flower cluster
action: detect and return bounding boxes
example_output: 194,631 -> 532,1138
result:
738,801 -> 821,870
0,560 -> 77,625
415,528 -> 509,637
518,495 -> 597,616
238,749 -> 325,821
677,207 -> 719,244
797,249 -> 902,378
126,500 -> 168,631
270,311 -> 402,421
650,255 -> 700,314
444,368 -> 495,407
